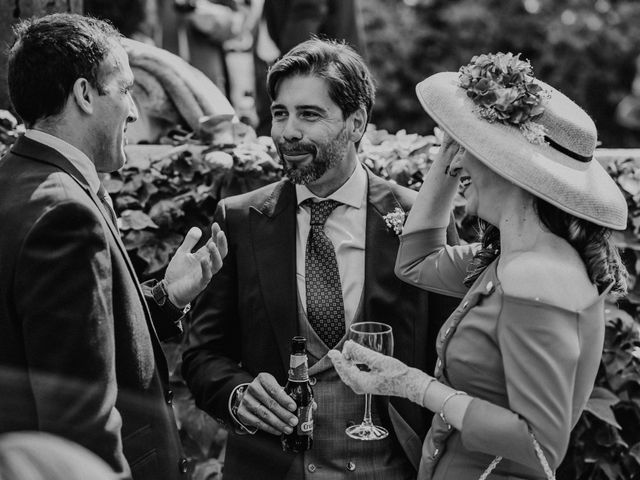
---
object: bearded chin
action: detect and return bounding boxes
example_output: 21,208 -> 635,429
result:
284,160 -> 330,185
282,127 -> 348,185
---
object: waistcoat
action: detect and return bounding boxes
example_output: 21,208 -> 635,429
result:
283,294 -> 415,480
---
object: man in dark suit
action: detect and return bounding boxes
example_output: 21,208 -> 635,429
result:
0,14 -> 227,480
183,38 -> 458,479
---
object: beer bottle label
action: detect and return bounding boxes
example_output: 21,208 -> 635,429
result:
288,354 -> 308,381
297,404 -> 313,436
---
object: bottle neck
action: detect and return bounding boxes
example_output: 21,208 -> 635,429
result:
288,353 -> 309,382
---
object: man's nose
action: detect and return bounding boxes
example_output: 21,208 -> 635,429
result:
281,117 -> 303,141
127,95 -> 139,124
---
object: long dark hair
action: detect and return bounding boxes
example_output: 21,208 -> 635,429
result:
464,198 -> 628,297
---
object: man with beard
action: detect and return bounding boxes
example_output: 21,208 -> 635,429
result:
182,38 -> 459,479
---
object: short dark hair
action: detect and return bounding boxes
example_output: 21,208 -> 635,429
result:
8,13 -> 121,128
266,38 -> 376,124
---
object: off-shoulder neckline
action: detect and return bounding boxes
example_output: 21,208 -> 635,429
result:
474,256 -> 613,313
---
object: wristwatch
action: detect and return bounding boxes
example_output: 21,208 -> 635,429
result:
229,384 -> 257,435
151,279 -> 191,316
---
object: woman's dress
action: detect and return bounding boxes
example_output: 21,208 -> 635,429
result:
395,228 -> 609,480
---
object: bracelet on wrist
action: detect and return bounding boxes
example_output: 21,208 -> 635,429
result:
439,390 -> 467,430
422,377 -> 436,405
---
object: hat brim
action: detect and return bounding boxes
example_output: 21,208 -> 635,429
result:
416,72 -> 628,230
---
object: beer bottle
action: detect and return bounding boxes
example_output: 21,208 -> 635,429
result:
281,336 -> 314,452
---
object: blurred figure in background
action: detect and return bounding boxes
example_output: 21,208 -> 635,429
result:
84,0 -> 160,44
253,0 -> 367,135
0,432 -> 117,480
616,54 -> 640,130
160,0 -> 252,98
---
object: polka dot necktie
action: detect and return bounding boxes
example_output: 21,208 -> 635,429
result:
304,199 -> 345,348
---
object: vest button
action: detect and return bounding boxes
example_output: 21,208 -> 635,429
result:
309,376 -> 317,386
346,462 -> 356,471
165,389 -> 174,405
308,463 -> 316,472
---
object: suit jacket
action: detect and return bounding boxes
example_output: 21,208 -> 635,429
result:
182,171 -> 459,479
0,136 -> 188,480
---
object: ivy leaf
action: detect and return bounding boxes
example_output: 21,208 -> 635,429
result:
617,172 -> 640,196
122,230 -> 156,250
149,199 -> 184,229
174,153 -> 199,181
137,233 -> 182,274
118,210 -> 158,231
103,176 -> 124,194
171,385 -> 224,458
598,460 -> 623,480
585,387 -> 621,429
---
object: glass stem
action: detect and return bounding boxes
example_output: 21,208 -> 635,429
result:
362,394 -> 374,427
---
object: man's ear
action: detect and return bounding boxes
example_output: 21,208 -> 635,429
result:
348,106 -> 368,143
72,78 -> 94,114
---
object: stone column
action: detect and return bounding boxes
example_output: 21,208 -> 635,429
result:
0,0 -> 83,111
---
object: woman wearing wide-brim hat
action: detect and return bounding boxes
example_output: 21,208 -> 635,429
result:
330,52 -> 629,479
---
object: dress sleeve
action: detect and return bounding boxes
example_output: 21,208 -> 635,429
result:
459,298 -> 581,472
394,227 -> 479,298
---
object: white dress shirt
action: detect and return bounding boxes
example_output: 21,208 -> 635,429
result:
295,162 -> 367,327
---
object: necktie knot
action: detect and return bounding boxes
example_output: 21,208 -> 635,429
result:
304,199 -> 341,227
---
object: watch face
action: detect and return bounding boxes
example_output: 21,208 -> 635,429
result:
152,281 -> 168,306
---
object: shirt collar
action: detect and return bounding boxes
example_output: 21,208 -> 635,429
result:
296,162 -> 367,209
25,129 -> 102,194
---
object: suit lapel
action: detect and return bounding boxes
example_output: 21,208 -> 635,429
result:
363,169 -> 404,322
11,136 -> 168,376
251,181 -> 299,370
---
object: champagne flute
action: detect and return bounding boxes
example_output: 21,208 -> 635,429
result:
345,321 -> 394,441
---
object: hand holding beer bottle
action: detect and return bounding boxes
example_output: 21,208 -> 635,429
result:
236,374 -> 299,436
235,337 -> 315,440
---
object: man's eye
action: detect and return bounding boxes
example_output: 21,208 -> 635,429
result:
301,111 -> 320,120
272,110 -> 287,119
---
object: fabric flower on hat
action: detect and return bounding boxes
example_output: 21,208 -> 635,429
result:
458,52 -> 549,144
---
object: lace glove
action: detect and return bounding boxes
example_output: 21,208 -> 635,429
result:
328,340 -> 434,405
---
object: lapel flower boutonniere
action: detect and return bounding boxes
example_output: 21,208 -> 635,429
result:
383,207 -> 406,236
